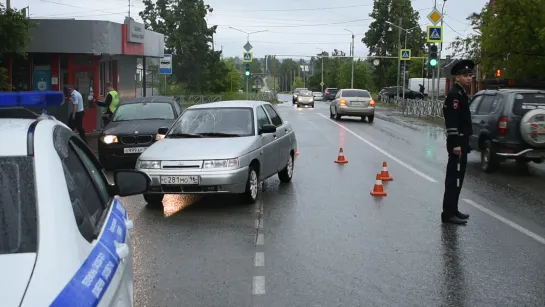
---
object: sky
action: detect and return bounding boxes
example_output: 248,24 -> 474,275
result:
9,0 -> 488,60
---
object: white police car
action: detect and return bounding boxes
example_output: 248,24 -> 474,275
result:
0,92 -> 150,307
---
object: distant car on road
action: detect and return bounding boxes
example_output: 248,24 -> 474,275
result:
292,88 -> 308,104
323,88 -> 339,101
468,88 -> 545,172
0,93 -> 149,307
98,96 -> 182,169
379,86 -> 424,103
296,90 -> 315,108
136,100 -> 298,205
313,92 -> 323,101
329,89 -> 376,122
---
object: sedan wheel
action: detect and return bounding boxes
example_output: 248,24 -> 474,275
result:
242,167 -> 259,204
278,154 -> 294,183
329,106 -> 334,118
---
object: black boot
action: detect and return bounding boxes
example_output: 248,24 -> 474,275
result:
441,213 -> 467,225
456,211 -> 469,219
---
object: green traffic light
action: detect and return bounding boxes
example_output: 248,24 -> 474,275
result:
429,59 -> 437,67
245,71 -> 250,76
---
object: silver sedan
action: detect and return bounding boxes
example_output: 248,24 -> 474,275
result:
329,89 -> 376,122
136,100 -> 298,205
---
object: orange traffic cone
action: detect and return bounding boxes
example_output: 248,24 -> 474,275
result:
380,161 -> 393,181
370,174 -> 387,196
334,147 -> 348,164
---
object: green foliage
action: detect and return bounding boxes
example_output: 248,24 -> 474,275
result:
362,0 -> 425,89
292,76 -> 304,89
407,53 -> 426,78
0,5 -> 35,90
139,0 -> 230,94
223,58 -> 242,92
448,12 -> 483,62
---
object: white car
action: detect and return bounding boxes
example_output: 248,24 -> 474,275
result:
0,92 -> 149,307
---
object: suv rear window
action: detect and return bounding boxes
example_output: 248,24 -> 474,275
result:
512,92 -> 545,116
342,90 -> 371,98
0,156 -> 37,254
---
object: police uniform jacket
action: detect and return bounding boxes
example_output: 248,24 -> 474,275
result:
443,83 -> 473,147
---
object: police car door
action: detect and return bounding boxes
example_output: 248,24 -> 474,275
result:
51,135 -> 133,307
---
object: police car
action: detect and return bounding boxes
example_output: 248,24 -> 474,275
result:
0,92 -> 150,307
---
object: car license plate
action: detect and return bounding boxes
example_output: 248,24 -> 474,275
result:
350,101 -> 362,106
160,175 -> 200,185
124,147 -> 147,154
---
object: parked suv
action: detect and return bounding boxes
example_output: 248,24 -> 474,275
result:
379,86 -> 424,103
468,88 -> 545,172
324,88 -> 338,101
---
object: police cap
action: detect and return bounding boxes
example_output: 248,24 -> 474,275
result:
451,59 -> 475,75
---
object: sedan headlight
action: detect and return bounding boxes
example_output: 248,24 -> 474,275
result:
203,158 -> 239,169
101,135 -> 118,144
137,160 -> 161,169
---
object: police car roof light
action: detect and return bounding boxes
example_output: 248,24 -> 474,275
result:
0,91 -> 64,108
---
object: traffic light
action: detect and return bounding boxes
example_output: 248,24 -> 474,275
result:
495,68 -> 502,77
429,44 -> 438,67
244,63 -> 251,77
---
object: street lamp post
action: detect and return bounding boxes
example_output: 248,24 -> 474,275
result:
344,29 -> 355,88
228,27 -> 268,98
317,48 -> 324,93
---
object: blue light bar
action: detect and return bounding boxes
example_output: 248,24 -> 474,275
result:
0,91 -> 64,108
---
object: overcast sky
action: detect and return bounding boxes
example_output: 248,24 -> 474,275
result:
11,0 -> 488,60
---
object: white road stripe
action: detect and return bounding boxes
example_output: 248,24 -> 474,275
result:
463,199 -> 545,245
254,252 -> 265,267
317,113 -> 438,183
252,276 -> 266,295
256,233 -> 264,245
255,218 -> 259,229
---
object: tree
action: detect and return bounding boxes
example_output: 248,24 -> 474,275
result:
448,12 -> 483,61
0,5 -> 35,90
362,0 -> 425,89
292,76 -> 304,89
223,58 -> 242,92
139,0 -> 229,93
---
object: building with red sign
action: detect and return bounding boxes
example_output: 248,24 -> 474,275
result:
3,17 -> 164,132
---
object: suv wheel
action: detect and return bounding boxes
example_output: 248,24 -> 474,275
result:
481,140 -> 499,173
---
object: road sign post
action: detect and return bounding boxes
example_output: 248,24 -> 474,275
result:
159,54 -> 172,95
400,49 -> 411,61
243,52 -> 253,63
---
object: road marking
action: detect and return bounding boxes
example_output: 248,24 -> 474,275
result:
255,218 -> 259,229
256,233 -> 264,245
317,113 -> 438,183
463,199 -> 545,245
254,252 -> 265,267
252,276 -> 266,295
259,219 -> 263,228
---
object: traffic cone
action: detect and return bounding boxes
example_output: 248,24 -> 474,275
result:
380,161 -> 393,181
334,147 -> 348,164
370,174 -> 387,196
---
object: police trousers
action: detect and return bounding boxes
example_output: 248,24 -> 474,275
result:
442,136 -> 469,216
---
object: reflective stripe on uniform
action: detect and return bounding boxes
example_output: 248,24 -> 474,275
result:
446,128 -> 458,136
50,198 -> 129,307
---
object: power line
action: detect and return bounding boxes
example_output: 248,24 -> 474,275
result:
216,40 -> 353,45
32,5 -> 129,18
214,4 -> 374,12
33,12 -> 128,19
39,0 -> 127,17
218,18 -> 373,28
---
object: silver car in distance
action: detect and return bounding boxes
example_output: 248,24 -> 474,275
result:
136,100 -> 298,206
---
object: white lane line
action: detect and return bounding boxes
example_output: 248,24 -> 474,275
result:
252,276 -> 266,295
259,219 -> 263,229
256,233 -> 264,245
317,113 -> 438,183
463,199 -> 545,245
254,252 -> 265,267
255,218 -> 260,229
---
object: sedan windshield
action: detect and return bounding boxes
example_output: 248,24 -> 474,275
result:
299,91 -> 313,97
112,102 -> 175,121
168,107 -> 255,137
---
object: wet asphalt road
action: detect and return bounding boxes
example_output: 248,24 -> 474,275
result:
117,95 -> 545,307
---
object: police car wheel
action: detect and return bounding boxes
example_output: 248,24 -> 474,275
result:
144,193 -> 164,206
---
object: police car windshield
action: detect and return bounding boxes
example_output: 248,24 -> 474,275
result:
0,156 -> 37,255
170,107 -> 255,137
112,102 -> 175,122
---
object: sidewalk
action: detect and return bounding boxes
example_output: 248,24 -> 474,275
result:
374,106 -> 445,132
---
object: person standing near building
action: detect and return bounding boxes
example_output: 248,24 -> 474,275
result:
66,85 -> 87,143
95,82 -> 119,127
441,60 -> 475,225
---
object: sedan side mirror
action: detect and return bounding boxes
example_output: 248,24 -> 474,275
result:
260,124 -> 276,134
112,170 -> 150,196
157,127 -> 168,135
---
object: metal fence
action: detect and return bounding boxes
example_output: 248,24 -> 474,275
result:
379,94 -> 444,119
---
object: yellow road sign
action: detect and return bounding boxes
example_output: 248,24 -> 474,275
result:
400,49 -> 411,60
427,26 -> 444,43
243,52 -> 253,63
427,8 -> 443,25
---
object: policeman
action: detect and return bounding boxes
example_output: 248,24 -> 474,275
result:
441,60 -> 474,225
95,82 -> 119,126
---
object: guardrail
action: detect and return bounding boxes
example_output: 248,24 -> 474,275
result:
379,94 -> 444,119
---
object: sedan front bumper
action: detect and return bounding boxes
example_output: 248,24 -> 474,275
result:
139,166 -> 249,194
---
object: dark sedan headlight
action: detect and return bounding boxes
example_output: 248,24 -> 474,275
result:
101,135 -> 118,144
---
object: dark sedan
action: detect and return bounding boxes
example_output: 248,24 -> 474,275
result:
98,96 -> 181,169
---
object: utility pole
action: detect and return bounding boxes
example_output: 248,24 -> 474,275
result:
396,17 -> 402,102
321,55 -> 324,93
402,31 -> 408,104
273,56 -> 277,92
345,29 -> 355,88
436,0 -> 446,99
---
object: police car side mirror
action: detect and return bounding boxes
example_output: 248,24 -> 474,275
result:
112,170 -> 150,197
157,127 -> 168,135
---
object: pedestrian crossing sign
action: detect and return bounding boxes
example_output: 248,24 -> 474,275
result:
427,26 -> 443,43
243,52 -> 253,63
400,49 -> 411,60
